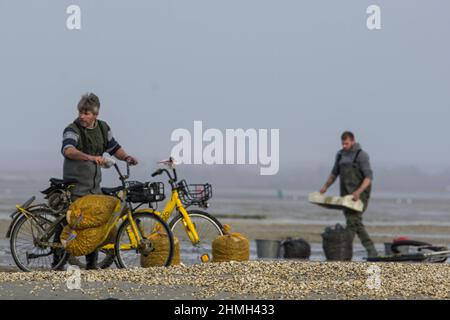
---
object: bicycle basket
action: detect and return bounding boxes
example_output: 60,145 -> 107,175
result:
127,181 -> 165,203
178,180 -> 212,206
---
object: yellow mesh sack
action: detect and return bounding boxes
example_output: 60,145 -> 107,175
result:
66,195 -> 120,230
60,224 -> 108,257
140,233 -> 180,267
212,224 -> 250,263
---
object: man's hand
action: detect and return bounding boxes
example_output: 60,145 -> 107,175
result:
112,148 -> 139,166
125,155 -> 139,166
352,178 -> 372,201
352,191 -> 361,201
88,155 -> 107,166
320,174 -> 336,194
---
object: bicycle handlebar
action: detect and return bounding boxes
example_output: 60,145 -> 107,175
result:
151,169 -> 163,177
106,157 -> 131,184
151,168 -> 177,183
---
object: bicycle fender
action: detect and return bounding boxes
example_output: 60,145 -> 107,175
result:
6,212 -> 23,238
6,203 -> 50,238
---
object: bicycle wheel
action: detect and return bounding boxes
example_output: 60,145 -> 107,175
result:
10,209 -> 69,272
115,212 -> 174,268
169,210 -> 223,265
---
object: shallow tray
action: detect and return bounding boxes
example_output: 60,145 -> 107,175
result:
308,192 -> 364,213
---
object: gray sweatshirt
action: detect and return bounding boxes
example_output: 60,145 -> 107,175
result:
331,143 -> 373,180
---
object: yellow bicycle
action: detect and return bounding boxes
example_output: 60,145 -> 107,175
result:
147,157 -> 224,264
97,159 -> 175,268
9,159 -> 175,271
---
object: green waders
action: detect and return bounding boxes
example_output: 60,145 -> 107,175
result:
339,150 -> 378,258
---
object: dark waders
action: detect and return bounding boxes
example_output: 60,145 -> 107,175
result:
339,150 -> 378,257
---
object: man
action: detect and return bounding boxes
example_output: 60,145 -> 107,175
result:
320,131 -> 378,258
61,93 -> 138,269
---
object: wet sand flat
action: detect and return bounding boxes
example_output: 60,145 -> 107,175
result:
219,218 -> 450,245
2,218 -> 450,246
1,217 -> 450,272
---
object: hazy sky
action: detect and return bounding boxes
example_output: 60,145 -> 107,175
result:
1,0 -> 449,174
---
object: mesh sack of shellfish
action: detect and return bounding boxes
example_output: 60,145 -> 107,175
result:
60,224 -> 108,256
140,233 -> 180,267
66,195 -> 121,230
212,224 -> 250,263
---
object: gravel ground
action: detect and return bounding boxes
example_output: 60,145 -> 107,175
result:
0,261 -> 449,300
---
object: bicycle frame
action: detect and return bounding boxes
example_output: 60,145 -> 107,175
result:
98,191 -> 201,251
99,159 -> 197,253
97,200 -> 143,251
148,162 -> 202,244
162,190 -> 200,244
99,194 -> 200,251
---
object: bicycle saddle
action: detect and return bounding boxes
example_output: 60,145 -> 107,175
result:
41,178 -> 77,195
101,186 -> 124,196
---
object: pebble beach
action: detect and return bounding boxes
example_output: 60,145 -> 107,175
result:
0,261 -> 449,300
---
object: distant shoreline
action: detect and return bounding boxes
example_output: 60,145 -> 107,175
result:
2,217 -> 450,243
